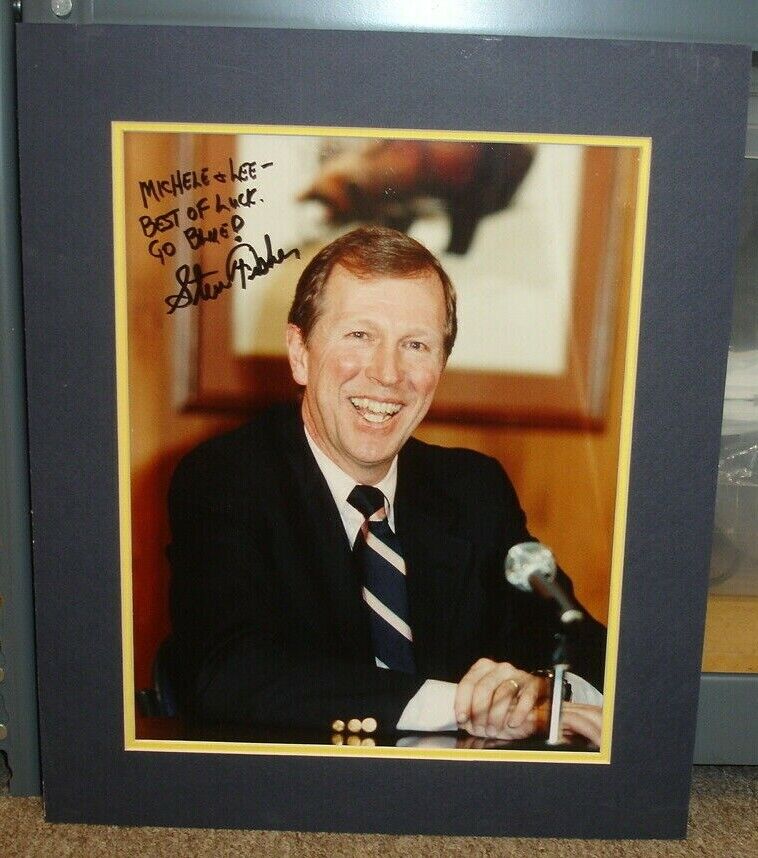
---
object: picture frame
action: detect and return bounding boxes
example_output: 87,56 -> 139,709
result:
115,121 -> 646,761
16,23 -> 749,836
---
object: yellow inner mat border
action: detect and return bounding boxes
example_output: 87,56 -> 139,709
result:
113,121 -> 652,763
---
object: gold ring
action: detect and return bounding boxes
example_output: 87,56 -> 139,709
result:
507,678 -> 520,693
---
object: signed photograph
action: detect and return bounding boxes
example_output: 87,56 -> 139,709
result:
115,123 -> 648,761
18,21 -> 746,834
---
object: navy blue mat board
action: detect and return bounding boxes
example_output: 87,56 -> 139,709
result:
16,24 -> 749,836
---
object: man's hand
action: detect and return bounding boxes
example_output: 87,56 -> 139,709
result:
559,703 -> 603,747
454,658 -> 549,740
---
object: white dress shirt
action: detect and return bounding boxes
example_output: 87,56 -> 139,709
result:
304,427 -> 602,732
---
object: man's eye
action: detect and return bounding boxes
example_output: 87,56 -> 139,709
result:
348,331 -> 368,340
406,340 -> 428,351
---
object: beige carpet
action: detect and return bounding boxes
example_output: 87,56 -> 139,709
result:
0,766 -> 755,856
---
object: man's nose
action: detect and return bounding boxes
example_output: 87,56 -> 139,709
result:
367,342 -> 402,387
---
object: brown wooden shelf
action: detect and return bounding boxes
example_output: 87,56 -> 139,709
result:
702,594 -> 758,674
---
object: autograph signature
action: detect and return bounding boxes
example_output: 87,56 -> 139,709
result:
164,233 -> 300,314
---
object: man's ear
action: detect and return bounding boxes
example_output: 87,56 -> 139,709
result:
286,324 -> 309,386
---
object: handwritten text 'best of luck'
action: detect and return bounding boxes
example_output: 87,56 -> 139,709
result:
135,158 -> 300,314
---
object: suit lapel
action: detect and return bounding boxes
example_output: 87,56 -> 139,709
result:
278,409 -> 373,655
395,445 -> 474,678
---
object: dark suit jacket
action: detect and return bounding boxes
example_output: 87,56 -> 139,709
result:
167,403 -> 606,732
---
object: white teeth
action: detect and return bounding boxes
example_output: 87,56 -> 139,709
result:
349,397 -> 402,420
363,412 -> 388,423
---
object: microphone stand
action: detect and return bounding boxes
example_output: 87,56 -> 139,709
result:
546,630 -> 571,746
502,543 -> 587,746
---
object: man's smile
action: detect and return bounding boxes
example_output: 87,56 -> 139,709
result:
287,265 -> 446,483
349,396 -> 403,424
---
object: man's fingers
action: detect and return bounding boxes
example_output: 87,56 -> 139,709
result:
470,674 -> 505,729
560,703 -> 603,746
485,681 -> 523,735
455,660 -> 550,738
506,675 -> 545,729
485,675 -> 544,736
454,658 -> 497,725
469,664 -> 520,730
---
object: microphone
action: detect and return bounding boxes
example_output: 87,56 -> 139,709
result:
504,542 -> 584,625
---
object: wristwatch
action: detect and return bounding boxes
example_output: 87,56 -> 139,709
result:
533,668 -> 572,701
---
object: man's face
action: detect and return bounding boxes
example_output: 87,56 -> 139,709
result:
287,264 -> 447,484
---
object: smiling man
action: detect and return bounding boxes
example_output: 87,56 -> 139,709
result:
286,253 -> 448,486
167,226 -> 606,743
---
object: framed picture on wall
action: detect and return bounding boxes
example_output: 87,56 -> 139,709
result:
151,128 -> 640,428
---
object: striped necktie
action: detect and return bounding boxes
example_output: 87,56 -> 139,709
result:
347,484 -> 416,674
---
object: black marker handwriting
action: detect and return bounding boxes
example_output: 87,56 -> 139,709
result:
164,234 -> 300,314
139,168 -> 211,209
225,234 -> 301,291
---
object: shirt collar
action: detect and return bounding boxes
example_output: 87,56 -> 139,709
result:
304,424 -> 398,523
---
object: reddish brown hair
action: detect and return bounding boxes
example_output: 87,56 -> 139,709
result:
287,225 -> 457,358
